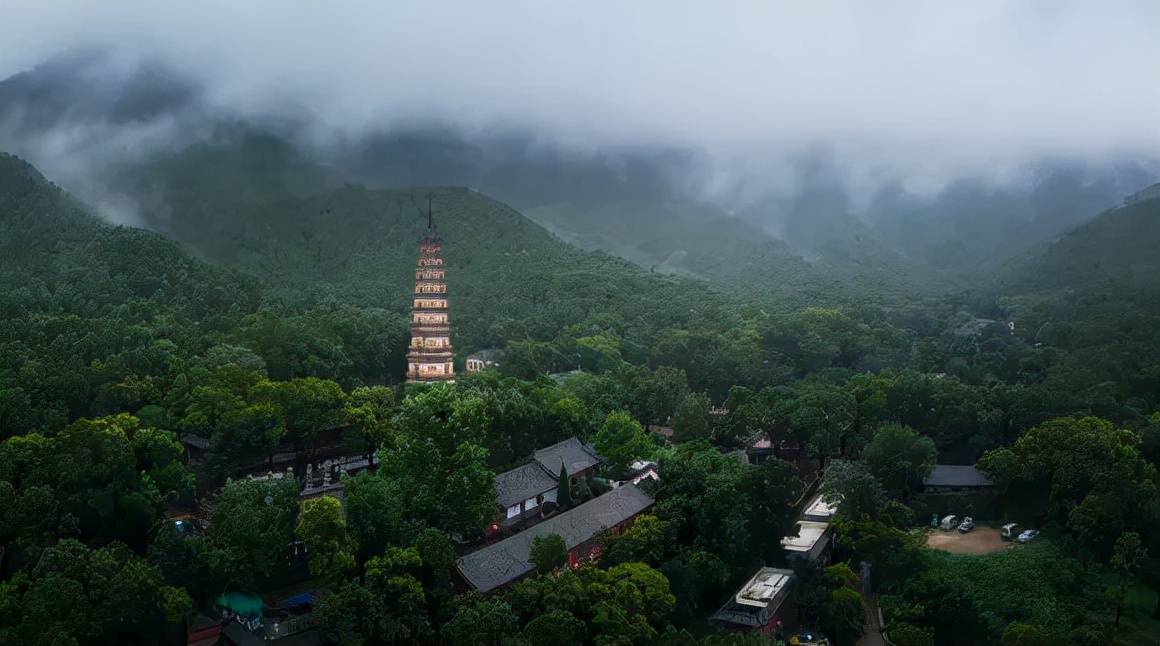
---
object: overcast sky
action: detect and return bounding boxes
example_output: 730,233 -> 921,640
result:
3,1 -> 1160,191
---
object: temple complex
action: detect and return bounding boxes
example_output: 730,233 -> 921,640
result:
407,215 -> 455,383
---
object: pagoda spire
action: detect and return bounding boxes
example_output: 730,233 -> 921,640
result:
406,197 -> 454,383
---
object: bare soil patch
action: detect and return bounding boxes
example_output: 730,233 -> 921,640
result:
924,527 -> 1014,555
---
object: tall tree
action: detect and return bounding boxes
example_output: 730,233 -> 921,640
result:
744,458 -> 804,561
1109,531 -> 1147,626
821,460 -> 887,520
861,423 -> 937,499
825,586 -> 866,646
632,366 -> 689,426
594,410 -> 654,476
978,416 -> 1160,557
789,383 -> 857,469
530,534 -> 568,574
205,477 -> 299,589
342,471 -> 406,564
556,462 -> 573,509
671,392 -> 711,443
522,609 -> 587,646
296,495 -> 356,587
381,384 -> 496,537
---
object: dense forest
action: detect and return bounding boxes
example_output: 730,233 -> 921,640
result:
2,41 -> 1160,645
2,125 -> 1160,646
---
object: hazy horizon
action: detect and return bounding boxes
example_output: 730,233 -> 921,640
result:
3,1 -> 1160,203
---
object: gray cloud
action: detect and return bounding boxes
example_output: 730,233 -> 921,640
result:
3,1 -> 1160,198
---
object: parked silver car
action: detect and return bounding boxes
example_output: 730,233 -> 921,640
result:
1017,529 -> 1040,543
957,517 -> 976,533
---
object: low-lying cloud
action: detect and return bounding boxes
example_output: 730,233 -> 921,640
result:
2,1 -> 1160,201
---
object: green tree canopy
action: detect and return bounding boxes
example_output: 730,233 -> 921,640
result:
861,423 -> 937,498
530,534 -> 568,575
594,410 -> 654,476
379,384 -> 496,537
671,392 -> 711,443
295,495 -> 356,587
205,477 -> 300,589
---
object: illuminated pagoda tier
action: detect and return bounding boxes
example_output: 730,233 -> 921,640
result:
406,221 -> 455,383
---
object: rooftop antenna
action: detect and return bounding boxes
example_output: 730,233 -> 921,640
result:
425,192 -> 435,230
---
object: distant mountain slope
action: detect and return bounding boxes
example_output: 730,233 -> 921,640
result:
0,50 -> 201,132
994,190 -> 1160,295
105,132 -> 800,356
864,171 -> 1144,286
0,152 -> 256,318
745,199 -> 939,296
523,199 -> 863,303
0,152 -> 266,427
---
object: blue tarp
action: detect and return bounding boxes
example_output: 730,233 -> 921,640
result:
278,592 -> 315,608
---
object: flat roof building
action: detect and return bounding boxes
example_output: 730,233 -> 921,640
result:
457,484 -> 654,593
801,493 -> 839,522
711,567 -> 795,635
782,520 -> 832,562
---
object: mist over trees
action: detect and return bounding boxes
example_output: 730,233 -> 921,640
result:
3,7 -> 1160,644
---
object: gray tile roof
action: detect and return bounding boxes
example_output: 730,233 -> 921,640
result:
457,483 -> 654,593
494,462 -> 558,508
923,464 -> 994,488
180,433 -> 211,450
534,437 -> 601,477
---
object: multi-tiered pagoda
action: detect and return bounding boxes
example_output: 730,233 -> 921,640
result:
407,219 -> 455,383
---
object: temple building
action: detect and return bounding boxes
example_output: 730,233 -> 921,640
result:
407,221 -> 455,383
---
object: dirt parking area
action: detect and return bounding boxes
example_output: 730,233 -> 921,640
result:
924,526 -> 1014,555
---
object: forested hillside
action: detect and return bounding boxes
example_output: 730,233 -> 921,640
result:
4,145 -> 1160,645
0,152 -> 412,436
99,131 -> 923,395
994,192 -> 1160,295
6,9 -> 1160,645
524,199 -> 915,303
0,153 -> 257,433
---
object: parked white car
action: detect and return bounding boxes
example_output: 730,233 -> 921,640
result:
957,517 -> 975,533
1017,529 -> 1040,543
939,515 -> 960,531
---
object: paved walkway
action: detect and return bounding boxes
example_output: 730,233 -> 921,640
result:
856,594 -> 885,646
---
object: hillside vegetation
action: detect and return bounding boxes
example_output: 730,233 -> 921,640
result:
994,193 -> 1160,296
525,199 -> 874,303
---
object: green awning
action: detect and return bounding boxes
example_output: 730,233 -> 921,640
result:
214,592 -> 264,618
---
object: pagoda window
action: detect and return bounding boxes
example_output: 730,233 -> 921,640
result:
506,504 -> 521,519
523,496 -> 539,511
